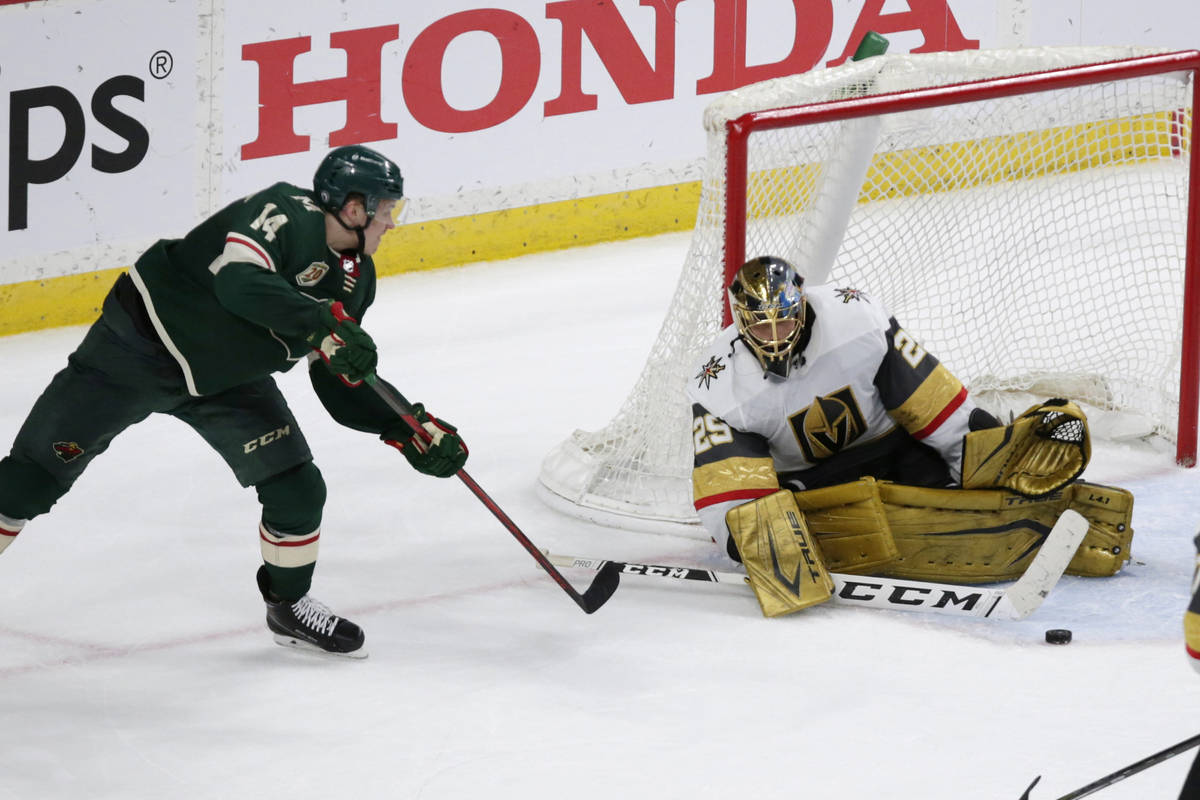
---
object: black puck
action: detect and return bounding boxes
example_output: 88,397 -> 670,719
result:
1045,628 -> 1072,645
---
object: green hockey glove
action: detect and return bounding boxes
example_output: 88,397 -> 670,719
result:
382,403 -> 469,478
306,301 -> 377,385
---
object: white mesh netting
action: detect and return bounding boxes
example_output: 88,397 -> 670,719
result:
538,46 -> 1195,535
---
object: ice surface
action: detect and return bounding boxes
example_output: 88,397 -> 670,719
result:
2,233 -> 1198,799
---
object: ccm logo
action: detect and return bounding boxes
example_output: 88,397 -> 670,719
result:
838,579 -> 984,611
621,564 -> 692,579
7,76 -> 149,231
243,426 -> 292,454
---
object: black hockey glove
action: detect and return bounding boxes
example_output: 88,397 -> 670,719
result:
306,301 -> 377,386
382,403 -> 468,478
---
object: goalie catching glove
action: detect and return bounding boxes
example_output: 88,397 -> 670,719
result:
306,300 -> 378,385
961,399 -> 1090,498
382,403 -> 468,478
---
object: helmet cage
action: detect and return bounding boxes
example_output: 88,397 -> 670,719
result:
729,256 -> 808,377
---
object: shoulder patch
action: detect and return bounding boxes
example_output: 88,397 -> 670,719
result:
339,254 -> 359,293
834,287 -> 869,304
295,262 -> 329,287
695,355 -> 726,389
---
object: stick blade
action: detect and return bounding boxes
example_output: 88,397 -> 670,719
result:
997,509 -> 1089,620
1018,775 -> 1041,799
579,561 -> 622,613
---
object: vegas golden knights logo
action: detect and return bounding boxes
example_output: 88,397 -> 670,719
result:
789,387 -> 866,461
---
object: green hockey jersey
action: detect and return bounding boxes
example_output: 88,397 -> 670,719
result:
129,182 -> 376,396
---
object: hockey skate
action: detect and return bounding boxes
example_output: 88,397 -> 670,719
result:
256,566 -> 366,659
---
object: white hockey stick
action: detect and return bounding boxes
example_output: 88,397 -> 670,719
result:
548,509 -> 1087,620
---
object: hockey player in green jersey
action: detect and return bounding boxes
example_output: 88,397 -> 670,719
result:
0,145 -> 467,659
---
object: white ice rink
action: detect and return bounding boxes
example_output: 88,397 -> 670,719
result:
2,232 -> 1199,799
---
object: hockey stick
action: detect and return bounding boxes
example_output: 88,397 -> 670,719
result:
548,509 -> 1086,620
366,376 -> 619,614
1018,732 -> 1200,799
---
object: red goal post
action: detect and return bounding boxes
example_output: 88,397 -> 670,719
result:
722,49 -> 1200,465
539,46 -> 1199,535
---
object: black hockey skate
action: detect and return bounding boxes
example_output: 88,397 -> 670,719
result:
256,566 -> 366,658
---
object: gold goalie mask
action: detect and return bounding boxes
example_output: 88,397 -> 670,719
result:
729,256 -> 809,378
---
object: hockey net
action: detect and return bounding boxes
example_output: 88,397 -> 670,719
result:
538,46 -> 1199,535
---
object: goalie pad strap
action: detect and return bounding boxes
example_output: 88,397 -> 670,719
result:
726,490 -> 834,617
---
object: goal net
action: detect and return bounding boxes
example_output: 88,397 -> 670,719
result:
538,46 -> 1199,536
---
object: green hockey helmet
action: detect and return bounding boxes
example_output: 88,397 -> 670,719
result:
313,145 -> 405,220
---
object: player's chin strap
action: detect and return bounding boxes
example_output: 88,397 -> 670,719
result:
331,210 -> 367,252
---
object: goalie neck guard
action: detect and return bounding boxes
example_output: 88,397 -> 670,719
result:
729,256 -> 810,378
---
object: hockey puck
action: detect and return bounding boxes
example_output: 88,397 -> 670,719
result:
1045,628 -> 1072,645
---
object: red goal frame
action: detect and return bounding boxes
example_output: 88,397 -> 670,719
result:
722,50 -> 1200,466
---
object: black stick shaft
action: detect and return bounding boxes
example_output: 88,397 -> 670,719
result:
1059,733 -> 1200,800
1023,733 -> 1200,799
366,376 -> 618,613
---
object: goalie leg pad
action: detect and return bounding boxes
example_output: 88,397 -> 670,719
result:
878,483 -> 1066,582
961,399 -> 1090,498
790,477 -> 899,574
1063,481 -> 1133,577
726,490 -> 834,617
873,481 -> 1132,582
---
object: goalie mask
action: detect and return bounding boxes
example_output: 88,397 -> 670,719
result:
729,256 -> 809,378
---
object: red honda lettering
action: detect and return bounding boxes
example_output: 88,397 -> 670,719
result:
403,10 -> 540,133
241,25 -> 399,160
827,0 -> 979,66
698,0 -> 833,95
545,0 -> 685,116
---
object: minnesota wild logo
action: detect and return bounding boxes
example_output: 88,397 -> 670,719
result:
52,441 -> 85,463
695,356 -> 726,389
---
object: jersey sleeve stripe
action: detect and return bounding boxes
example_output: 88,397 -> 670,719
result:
694,487 -> 777,510
888,363 -> 966,439
215,233 -> 276,274
912,385 -> 968,440
693,455 -> 779,501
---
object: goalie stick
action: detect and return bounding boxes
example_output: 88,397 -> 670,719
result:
547,509 -> 1086,620
366,376 -> 619,614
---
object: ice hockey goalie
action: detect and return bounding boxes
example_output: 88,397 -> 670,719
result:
688,256 -> 1133,617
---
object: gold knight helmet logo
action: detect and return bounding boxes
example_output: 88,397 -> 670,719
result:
790,387 -> 866,461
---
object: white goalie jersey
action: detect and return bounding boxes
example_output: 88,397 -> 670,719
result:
687,284 -> 984,548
